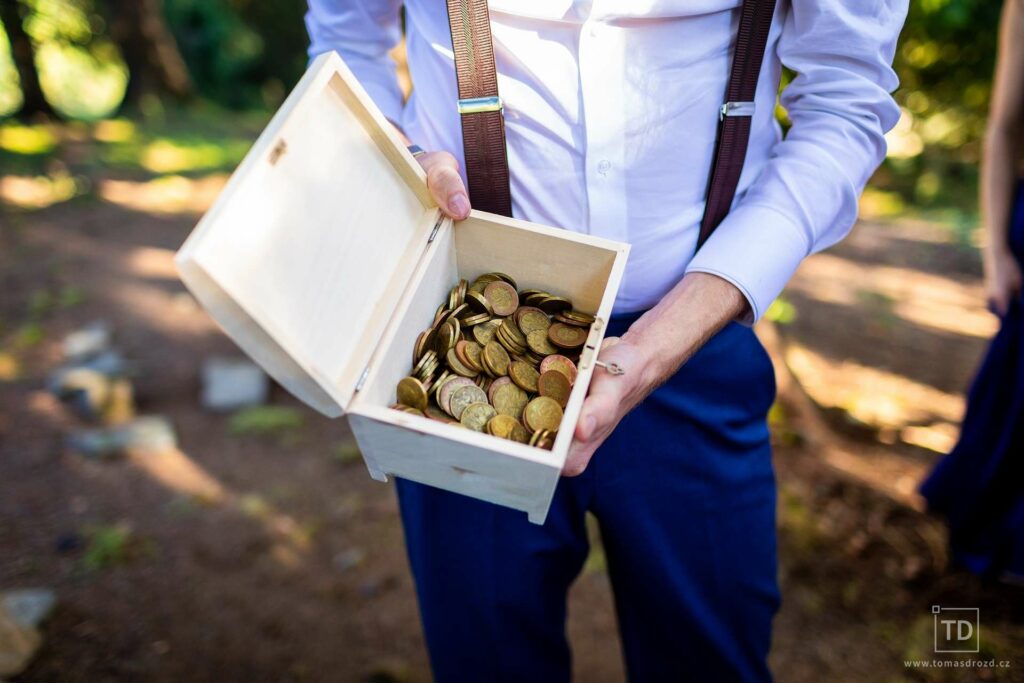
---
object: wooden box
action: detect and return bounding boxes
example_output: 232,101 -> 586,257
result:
175,52 -> 629,524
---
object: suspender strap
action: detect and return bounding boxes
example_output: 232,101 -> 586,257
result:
445,0 -> 513,217
697,0 -> 777,251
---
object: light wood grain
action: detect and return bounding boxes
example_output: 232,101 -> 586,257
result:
177,52 -> 631,524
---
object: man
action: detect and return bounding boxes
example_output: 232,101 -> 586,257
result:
307,1 -> 906,680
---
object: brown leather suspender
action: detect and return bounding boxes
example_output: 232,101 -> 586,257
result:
443,0 -> 777,244
445,0 -> 514,217
697,0 -> 778,250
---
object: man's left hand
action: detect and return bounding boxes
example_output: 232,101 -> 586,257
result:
564,337 -> 654,476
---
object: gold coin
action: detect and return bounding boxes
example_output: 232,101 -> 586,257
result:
487,376 -> 512,403
457,278 -> 468,306
548,323 -> 587,349
447,347 -> 478,378
396,376 -> 428,411
492,272 -> 518,290
483,340 -> 510,376
434,319 -> 458,354
537,370 -> 571,407
526,329 -> 559,356
492,381 -> 528,419
424,404 -> 453,423
484,281 -> 520,317
553,312 -> 590,328
540,355 -> 578,385
439,376 -> 475,416
500,317 -> 527,346
538,295 -> 573,314
472,319 -> 501,345
465,290 -> 493,315
461,312 -> 492,327
450,384 -> 488,421
563,310 -> 596,324
486,413 -> 516,438
524,396 -> 563,432
463,341 -> 484,372
509,361 -> 540,393
460,402 -> 497,432
516,308 -> 550,335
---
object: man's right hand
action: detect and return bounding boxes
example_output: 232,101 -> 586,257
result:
417,151 -> 472,220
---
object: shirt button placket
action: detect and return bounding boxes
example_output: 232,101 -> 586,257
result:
578,10 -> 628,242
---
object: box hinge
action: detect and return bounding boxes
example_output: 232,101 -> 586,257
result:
427,215 -> 444,243
354,364 -> 371,393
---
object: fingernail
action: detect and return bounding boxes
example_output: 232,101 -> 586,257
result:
450,193 -> 470,218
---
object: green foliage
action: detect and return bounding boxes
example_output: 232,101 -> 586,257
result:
228,405 -> 304,438
81,523 -> 133,570
877,0 -> 1003,217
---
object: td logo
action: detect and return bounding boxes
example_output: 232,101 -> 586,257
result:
932,606 -> 980,653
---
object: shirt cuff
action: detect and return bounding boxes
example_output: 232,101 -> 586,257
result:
685,203 -> 810,324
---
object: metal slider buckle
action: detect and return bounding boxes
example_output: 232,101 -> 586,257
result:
457,96 -> 503,115
719,101 -> 756,121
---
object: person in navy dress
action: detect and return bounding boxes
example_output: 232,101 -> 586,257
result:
920,0 -> 1024,582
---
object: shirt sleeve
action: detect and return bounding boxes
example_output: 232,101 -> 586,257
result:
305,0 -> 405,125
685,0 -> 908,322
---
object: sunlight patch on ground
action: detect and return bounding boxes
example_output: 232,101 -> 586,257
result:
0,124 -> 58,155
0,173 -> 78,209
787,252 -> 997,339
92,119 -> 137,144
127,246 -> 180,281
98,174 -> 228,215
141,139 -> 235,174
128,447 -> 227,503
784,341 -> 964,431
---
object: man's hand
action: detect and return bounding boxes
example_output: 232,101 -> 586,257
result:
563,272 -> 748,477
417,150 -> 472,220
564,337 -> 651,476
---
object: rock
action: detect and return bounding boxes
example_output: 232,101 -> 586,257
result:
50,367 -> 112,422
67,416 -> 177,459
2,589 -> 56,629
48,352 -> 135,423
201,357 -> 269,411
332,548 -> 365,573
62,321 -> 111,362
0,602 -> 42,678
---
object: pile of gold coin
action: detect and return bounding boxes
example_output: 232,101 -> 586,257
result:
391,272 -> 594,449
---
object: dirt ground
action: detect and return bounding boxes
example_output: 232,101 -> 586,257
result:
3,152 -> 1024,681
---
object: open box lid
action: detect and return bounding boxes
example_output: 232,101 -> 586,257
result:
176,52 -> 436,417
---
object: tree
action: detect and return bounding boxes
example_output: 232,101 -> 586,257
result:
104,0 -> 193,106
0,0 -> 55,117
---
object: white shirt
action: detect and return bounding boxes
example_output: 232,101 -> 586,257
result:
306,0 -> 906,320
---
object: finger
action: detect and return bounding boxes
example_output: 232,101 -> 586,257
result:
562,447 -> 594,477
422,152 -> 471,219
574,391 -> 618,442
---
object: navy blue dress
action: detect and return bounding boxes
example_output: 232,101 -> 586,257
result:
920,183 -> 1024,580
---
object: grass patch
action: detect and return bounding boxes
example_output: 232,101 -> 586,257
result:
229,405 -> 304,438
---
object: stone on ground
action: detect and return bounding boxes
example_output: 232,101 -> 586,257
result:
201,357 -> 269,411
62,320 -> 111,361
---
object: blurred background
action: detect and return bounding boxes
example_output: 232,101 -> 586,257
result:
1,0 -> 1021,681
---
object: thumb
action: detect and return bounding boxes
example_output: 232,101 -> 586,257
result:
421,151 -> 471,219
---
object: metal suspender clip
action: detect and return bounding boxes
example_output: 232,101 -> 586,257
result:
457,96 -> 503,115
719,101 -> 756,121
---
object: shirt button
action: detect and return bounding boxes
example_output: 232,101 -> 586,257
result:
597,159 -> 611,174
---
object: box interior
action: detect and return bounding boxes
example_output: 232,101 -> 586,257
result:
185,70 -> 437,412
352,214 -> 619,461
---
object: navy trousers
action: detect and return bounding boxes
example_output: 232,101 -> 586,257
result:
397,317 -> 780,682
